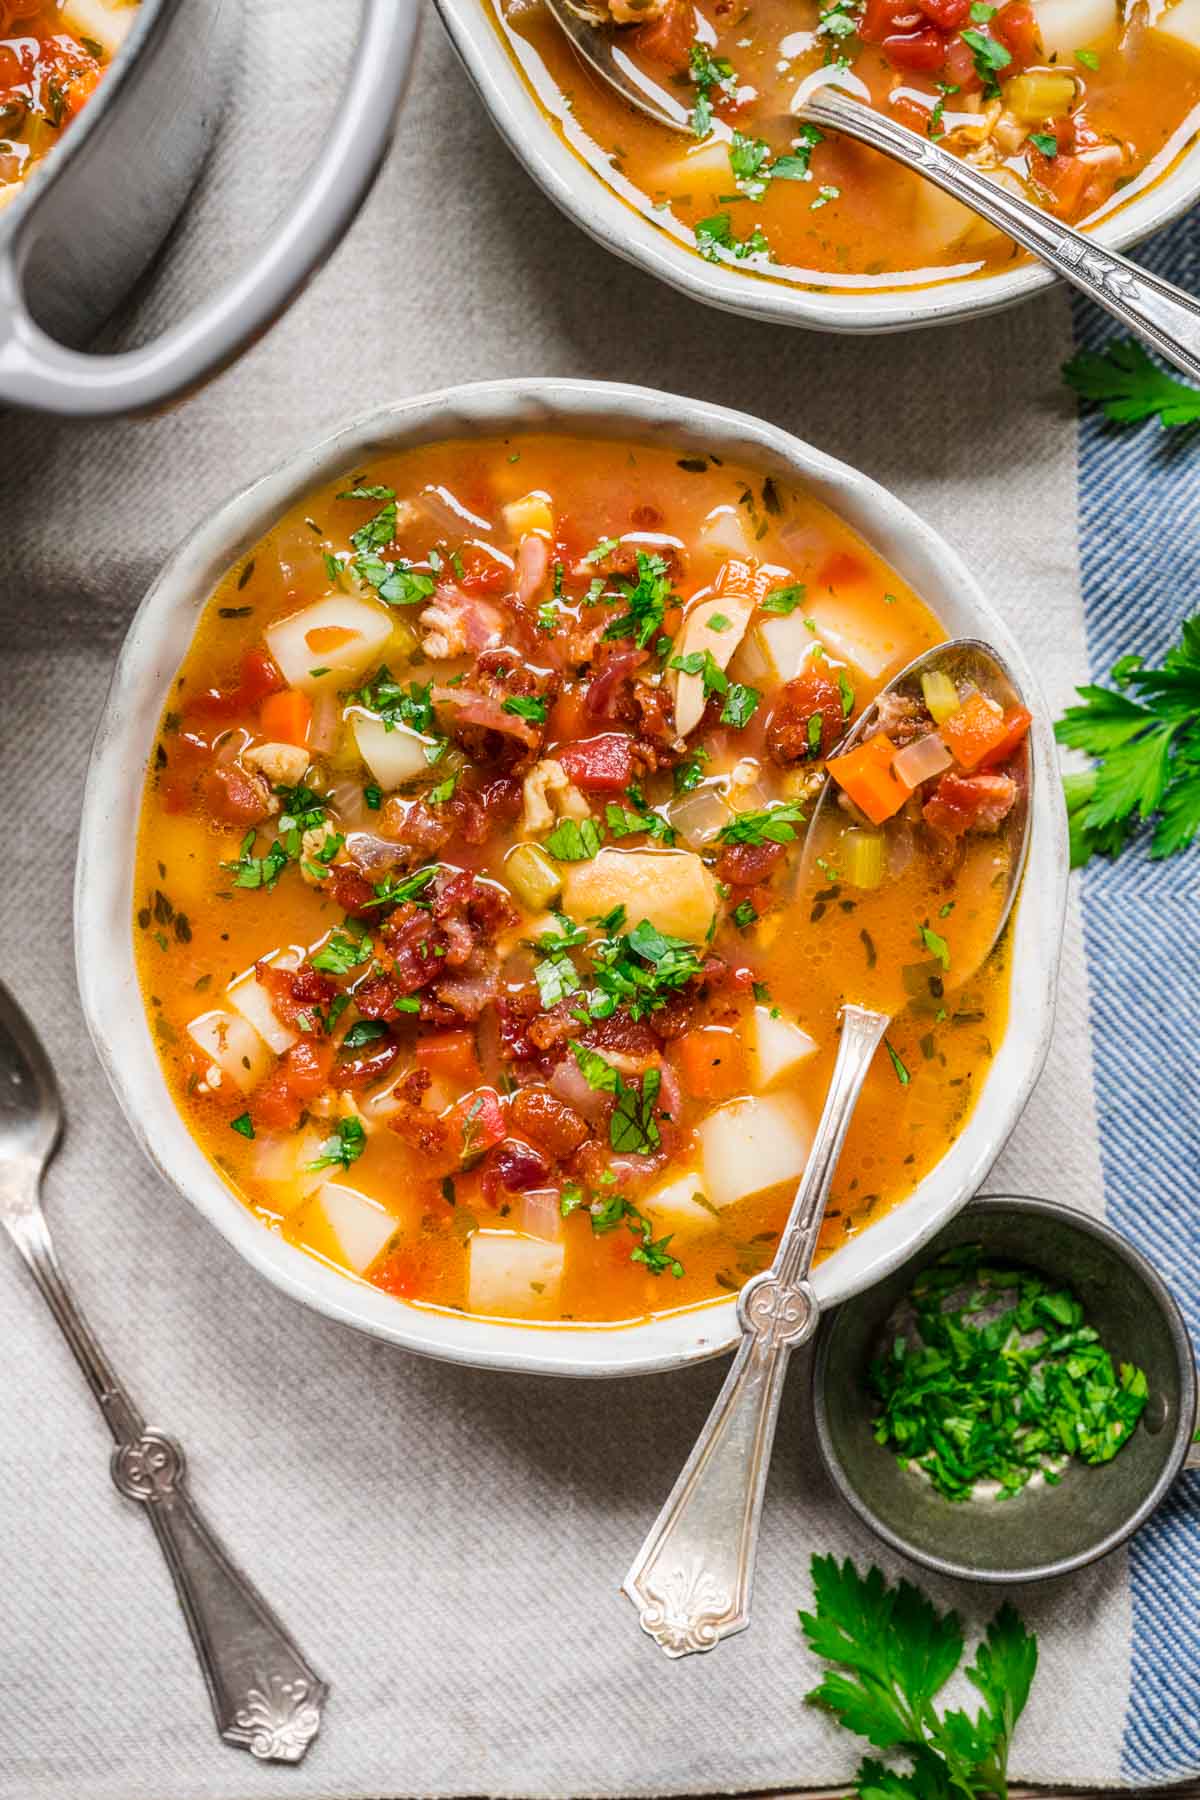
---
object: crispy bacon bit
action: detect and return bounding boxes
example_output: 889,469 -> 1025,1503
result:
419,581 -> 508,660
328,862 -> 377,917
204,763 -> 273,826
496,992 -> 543,1063
381,904 -> 448,993
353,972 -> 403,1019
581,1012 -> 659,1061
557,732 -> 638,794
253,1038 -> 335,1131
331,1036 -> 401,1090
870,691 -> 935,749
256,962 -> 336,1031
584,648 -> 648,720
509,1086 -> 591,1158
714,838 -> 787,888
388,1068 -> 451,1155
766,667 -> 847,765
433,957 -> 500,1021
923,771 -> 1019,840
481,1137 -> 550,1206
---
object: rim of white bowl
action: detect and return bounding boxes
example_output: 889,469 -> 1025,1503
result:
75,377 -> 1068,1377
433,0 -> 1200,334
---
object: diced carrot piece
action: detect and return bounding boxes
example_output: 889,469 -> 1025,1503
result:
826,734 -> 913,826
673,1028 -> 745,1101
369,1247 -> 426,1299
979,706 -> 1033,769
416,1030 -> 479,1085
941,692 -> 1010,771
259,688 -> 313,747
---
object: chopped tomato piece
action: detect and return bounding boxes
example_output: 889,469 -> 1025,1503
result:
557,732 -> 637,793
416,1030 -> 479,1084
915,0 -> 970,27
369,1247 -> 426,1299
203,763 -> 270,825
826,734 -> 914,826
882,25 -> 948,69
993,0 -> 1041,65
259,688 -> 312,747
940,691 -> 1012,771
1028,146 -> 1091,220
632,0 -> 694,71
860,0 -> 925,40
448,1087 -> 506,1166
252,1039 -> 335,1131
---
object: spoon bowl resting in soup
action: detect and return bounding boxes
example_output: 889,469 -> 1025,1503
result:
75,380 -> 1067,1376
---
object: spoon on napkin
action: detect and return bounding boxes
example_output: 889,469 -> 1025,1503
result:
540,3 -> 1200,385
621,638 -> 1033,1656
0,980 -> 327,1760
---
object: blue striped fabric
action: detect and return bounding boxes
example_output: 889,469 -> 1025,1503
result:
1070,215 -> 1200,1784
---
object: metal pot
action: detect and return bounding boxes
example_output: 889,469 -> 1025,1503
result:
0,0 -> 420,417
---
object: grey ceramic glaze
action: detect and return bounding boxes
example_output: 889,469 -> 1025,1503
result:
814,1196 -> 1197,1583
0,0 -> 420,417
76,379 -> 1067,1377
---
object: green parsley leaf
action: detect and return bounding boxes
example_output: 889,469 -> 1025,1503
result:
343,1019 -> 387,1048
501,694 -> 548,724
688,40 -> 737,138
605,801 -> 677,844
885,1039 -> 911,1085
545,817 -> 603,862
695,212 -> 770,264
716,800 -> 805,846
960,26 -> 1011,95
586,535 -> 621,563
1075,46 -> 1099,68
230,1112 -> 255,1139
773,125 -> 823,182
338,483 -> 396,501
1029,131 -> 1058,157
919,924 -> 950,970
311,929 -> 374,975
730,130 -> 773,200
670,647 -> 729,699
762,582 -> 807,615
603,551 -> 676,649
364,865 -> 440,910
1062,337 -> 1200,428
721,682 -> 760,729
304,1117 -> 367,1172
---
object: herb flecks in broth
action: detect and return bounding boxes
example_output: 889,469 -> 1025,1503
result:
134,433 -> 1011,1326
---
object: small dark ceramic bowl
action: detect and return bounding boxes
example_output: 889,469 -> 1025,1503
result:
813,1196 -> 1198,1583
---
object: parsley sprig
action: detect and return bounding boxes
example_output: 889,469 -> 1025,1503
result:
1063,337 -> 1200,429
569,1042 -> 664,1156
687,40 -> 736,138
801,1556 -> 1037,1800
344,494 -> 435,606
1055,614 -> 1200,863
602,551 -> 676,650
561,1181 -> 684,1276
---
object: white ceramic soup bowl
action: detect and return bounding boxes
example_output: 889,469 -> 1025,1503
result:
76,378 -> 1068,1377
434,0 -> 1200,335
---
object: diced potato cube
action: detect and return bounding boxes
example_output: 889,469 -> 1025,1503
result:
751,1005 -> 819,1089
62,0 -> 137,56
264,595 -> 393,692
698,1094 -> 813,1208
349,709 -> 434,789
227,961 -> 298,1055
561,848 -> 718,943
644,1171 -> 721,1230
673,592 -> 756,737
502,492 -> 554,538
252,1127 -> 328,1213
306,1183 -> 397,1274
699,504 -> 757,560
1031,0 -> 1116,54
1153,0 -> 1200,46
186,1010 -> 273,1095
756,614 -> 822,684
804,594 -> 907,683
467,1230 -> 565,1318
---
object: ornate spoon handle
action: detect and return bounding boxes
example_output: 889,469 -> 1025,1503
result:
796,86 -> 1200,385
622,1004 -> 889,1656
4,1203 -> 326,1762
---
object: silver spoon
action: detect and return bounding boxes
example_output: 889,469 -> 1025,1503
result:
540,6 -> 1200,385
0,981 -> 327,1760
622,637 -> 1032,1656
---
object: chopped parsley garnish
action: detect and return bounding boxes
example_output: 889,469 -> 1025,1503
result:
960,26 -> 1011,96
561,1182 -> 684,1276
1063,336 -> 1200,429
732,899 -> 758,929
394,995 -> 421,1014
687,40 -> 736,139
586,535 -> 621,564
801,1555 -> 1038,1799
222,831 -> 290,892
870,1245 -> 1149,1499
721,682 -> 760,729
569,1043 -> 664,1157
603,551 -> 676,649
837,670 -> 855,718
311,929 -> 374,975
1076,46 -> 1100,68
230,1112 -> 255,1139
673,748 -> 710,794
716,800 -> 805,845
426,769 -> 459,805
810,185 -> 840,210
919,923 -> 950,969
729,131 -> 773,200
816,0 -> 860,41
1056,612 -> 1200,862
761,582 -> 807,615
363,783 -> 382,811
1029,131 -> 1058,158
349,498 -> 435,605
584,918 -> 706,1023
501,694 -> 548,724
355,668 -> 440,740
364,864 -> 440,910
695,213 -> 770,264
544,816 -> 603,862
605,800 -> 677,844
773,125 -> 823,183
304,1117 -> 367,1172
338,483 -> 396,501
343,1019 -> 387,1048
884,1039 -> 911,1086
670,647 -> 729,702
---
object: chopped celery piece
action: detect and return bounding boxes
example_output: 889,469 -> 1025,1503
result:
1004,73 -> 1076,121
921,669 -> 960,724
505,842 -> 562,911
843,828 -> 885,890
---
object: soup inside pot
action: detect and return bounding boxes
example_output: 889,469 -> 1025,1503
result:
0,0 -> 138,207
133,432 -> 1018,1327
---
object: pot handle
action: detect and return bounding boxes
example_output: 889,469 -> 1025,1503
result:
0,0 -> 418,418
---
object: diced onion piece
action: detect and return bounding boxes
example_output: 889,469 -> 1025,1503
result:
265,595 -> 393,693
226,963 -> 298,1055
62,0 -> 136,55
519,1189 -> 564,1242
561,848 -> 718,943
892,731 -> 953,789
186,1010 -> 273,1094
349,709 -> 435,790
920,669 -> 960,724
698,1095 -> 813,1209
467,1230 -> 565,1317
699,503 -> 758,561
728,624 -> 773,686
502,492 -> 554,538
667,785 -> 731,848
842,828 -> 887,891
1031,0 -> 1116,55
643,1171 -> 720,1229
1003,72 -> 1076,119
751,1006 -> 820,1088
1154,0 -> 1200,45
505,842 -> 563,911
672,591 -> 756,738
305,1183 -> 397,1274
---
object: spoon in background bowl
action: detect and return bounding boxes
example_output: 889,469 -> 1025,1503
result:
0,981 -> 327,1759
621,637 -> 1033,1657
539,5 -> 1200,384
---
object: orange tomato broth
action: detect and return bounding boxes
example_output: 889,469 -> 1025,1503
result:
491,0 -> 1200,290
0,1 -> 135,203
133,432 -> 1012,1329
